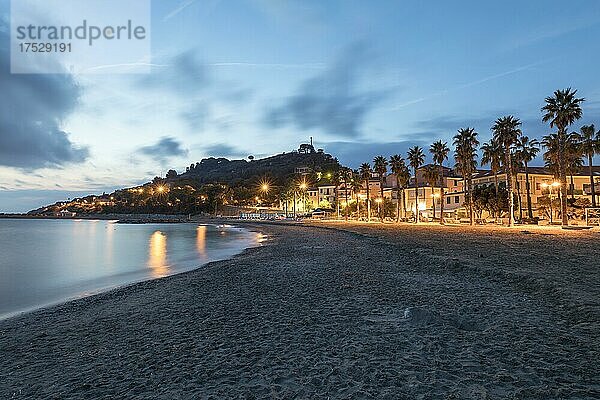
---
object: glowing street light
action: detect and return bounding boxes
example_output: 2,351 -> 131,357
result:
541,181 -> 560,224
261,183 -> 269,193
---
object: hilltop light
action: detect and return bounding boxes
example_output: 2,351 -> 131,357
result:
261,183 -> 269,193
157,185 -> 166,193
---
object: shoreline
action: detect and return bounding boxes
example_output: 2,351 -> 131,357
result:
1,221 -> 598,398
0,221 -> 265,322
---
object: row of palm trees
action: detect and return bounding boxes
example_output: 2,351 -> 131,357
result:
348,88 -> 599,227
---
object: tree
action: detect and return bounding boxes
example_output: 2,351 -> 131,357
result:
515,135 -> 540,219
578,124 -> 600,207
430,140 -> 450,224
480,138 -> 503,217
407,146 -> 425,223
453,128 -> 479,225
541,88 -> 585,226
389,154 -> 407,223
166,169 -> 178,179
373,155 -> 388,221
492,116 -> 522,227
359,163 -> 372,222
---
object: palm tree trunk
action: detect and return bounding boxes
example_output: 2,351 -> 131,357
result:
432,186 -> 436,219
525,162 -> 533,219
414,176 -> 419,223
468,177 -> 474,225
559,135 -> 568,226
366,182 -> 370,222
570,174 -> 575,200
402,188 -> 407,219
506,150 -> 514,227
380,178 -> 385,222
335,187 -> 339,219
356,192 -> 360,218
590,155 -> 597,207
516,178 -> 523,221
494,170 -> 500,218
396,180 -> 400,223
439,166 -> 445,225
344,184 -> 349,221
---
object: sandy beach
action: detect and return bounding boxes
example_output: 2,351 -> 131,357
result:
1,221 -> 599,399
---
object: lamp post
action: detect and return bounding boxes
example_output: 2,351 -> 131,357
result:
541,181 -> 560,224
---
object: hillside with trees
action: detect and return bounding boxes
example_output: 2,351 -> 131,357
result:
29,145 -> 341,216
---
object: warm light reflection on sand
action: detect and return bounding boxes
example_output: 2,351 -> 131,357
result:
196,225 -> 207,257
148,231 -> 169,277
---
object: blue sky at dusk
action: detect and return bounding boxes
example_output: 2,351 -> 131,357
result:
1,0 -> 600,212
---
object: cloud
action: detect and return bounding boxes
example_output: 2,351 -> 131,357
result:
138,51 -> 209,95
139,137 -> 188,164
203,143 -> 245,158
264,43 -> 389,138
0,28 -> 88,169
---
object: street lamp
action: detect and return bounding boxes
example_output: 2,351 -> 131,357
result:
541,181 -> 560,224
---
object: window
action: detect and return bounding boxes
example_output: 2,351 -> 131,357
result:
446,197 -> 451,204
454,196 -> 460,204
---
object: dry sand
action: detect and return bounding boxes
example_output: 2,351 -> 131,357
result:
0,221 -> 599,399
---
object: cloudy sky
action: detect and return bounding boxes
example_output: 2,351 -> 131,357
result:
1,0 -> 600,212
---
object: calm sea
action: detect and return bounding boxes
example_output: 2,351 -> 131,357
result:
0,219 -> 261,319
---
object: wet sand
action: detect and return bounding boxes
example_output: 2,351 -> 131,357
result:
1,221 -> 599,399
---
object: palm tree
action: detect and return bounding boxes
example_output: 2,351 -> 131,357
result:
578,124 -> 600,207
480,138 -> 503,217
541,88 -> 585,226
515,135 -> 540,219
407,146 -> 425,223
492,116 -> 522,227
423,164 -> 439,219
453,128 -> 479,225
389,154 -> 407,222
430,140 -> 450,224
359,163 -> 372,222
373,155 -> 388,221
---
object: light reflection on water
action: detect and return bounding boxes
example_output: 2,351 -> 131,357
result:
0,220 -> 260,319
148,231 -> 169,278
196,225 -> 207,257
